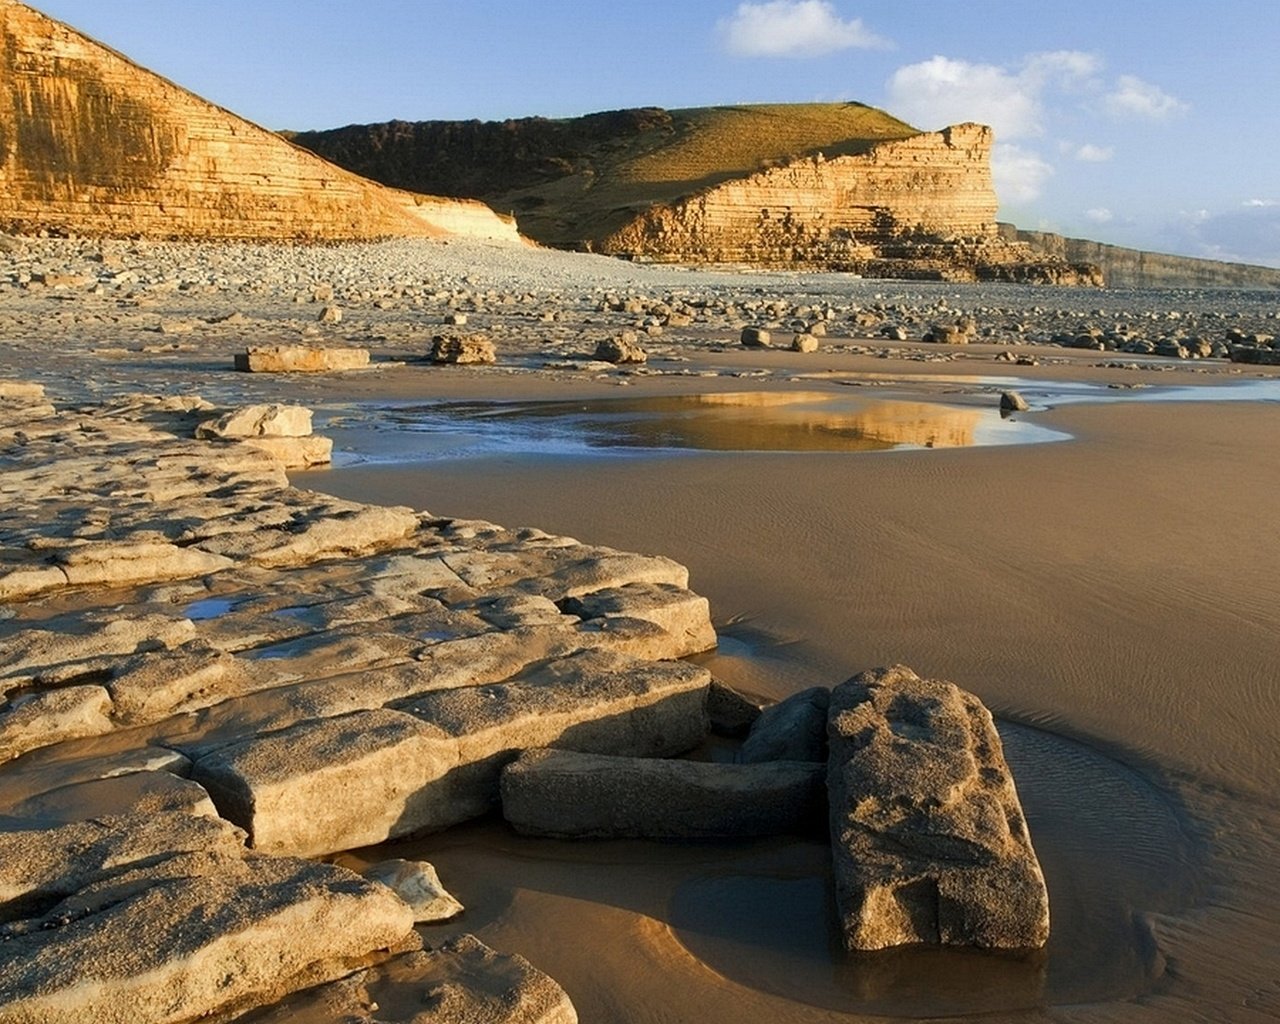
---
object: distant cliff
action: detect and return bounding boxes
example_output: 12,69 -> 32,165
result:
998,225 -> 1280,290
0,1 -> 516,242
293,104 -> 1097,284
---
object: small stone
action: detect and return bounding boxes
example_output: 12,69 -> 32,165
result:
999,390 -> 1029,413
740,327 -> 771,348
431,333 -> 496,364
317,304 -> 342,324
791,333 -> 818,353
363,859 -> 463,923
594,331 -> 647,364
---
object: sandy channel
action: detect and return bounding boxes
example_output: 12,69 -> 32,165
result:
278,356 -> 1280,1024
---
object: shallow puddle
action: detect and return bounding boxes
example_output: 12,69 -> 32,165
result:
322,391 -> 1068,466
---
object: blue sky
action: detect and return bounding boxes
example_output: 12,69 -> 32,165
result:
33,1 -> 1280,266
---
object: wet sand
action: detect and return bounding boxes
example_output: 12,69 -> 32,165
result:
299,370 -> 1280,1023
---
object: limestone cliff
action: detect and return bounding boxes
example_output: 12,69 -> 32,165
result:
0,1 -> 517,242
998,225 -> 1280,290
295,105 -> 1096,283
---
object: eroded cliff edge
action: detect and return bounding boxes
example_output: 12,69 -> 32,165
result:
0,1 -> 516,242
293,106 -> 1098,284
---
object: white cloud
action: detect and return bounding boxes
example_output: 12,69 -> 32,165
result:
1105,75 -> 1187,119
992,143 -> 1053,202
1085,207 -> 1114,223
1074,143 -> 1113,162
884,50 -> 1097,140
1244,198 -> 1276,208
1161,204 -> 1280,267
719,1 -> 890,57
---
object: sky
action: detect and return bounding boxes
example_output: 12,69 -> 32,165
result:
31,0 -> 1280,266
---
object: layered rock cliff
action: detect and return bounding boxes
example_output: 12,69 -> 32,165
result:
998,225 -> 1280,290
0,1 -> 517,242
295,105 -> 1096,283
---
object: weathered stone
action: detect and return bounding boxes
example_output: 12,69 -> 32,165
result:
1000,390 -> 1030,412
0,685 -> 114,763
191,650 -> 709,856
0,845 -> 415,1024
594,331 -> 647,364
9,770 -> 219,823
740,327 -> 771,347
791,332 -> 819,352
740,686 -> 830,763
234,345 -> 371,373
194,403 -> 314,439
432,333 -> 497,364
54,540 -> 234,587
560,582 -> 716,657
363,859 -> 464,923
238,434 -> 334,468
317,304 -> 343,324
707,679 -> 761,736
827,665 -> 1049,951
106,647 -> 255,724
501,749 -> 825,839
253,938 -> 578,1024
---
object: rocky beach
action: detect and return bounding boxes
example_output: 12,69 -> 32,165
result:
0,232 -> 1278,1022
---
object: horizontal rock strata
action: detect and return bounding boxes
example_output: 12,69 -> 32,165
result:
501,748 -> 826,838
0,4 -> 518,242
0,813 -> 417,1024
827,664 -> 1049,950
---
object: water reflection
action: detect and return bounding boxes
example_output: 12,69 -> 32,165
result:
336,391 -> 1066,465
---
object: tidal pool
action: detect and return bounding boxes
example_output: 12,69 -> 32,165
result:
321,390 -> 1068,466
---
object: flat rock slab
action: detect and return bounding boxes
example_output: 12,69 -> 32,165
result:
235,345 -> 370,372
244,936 -> 578,1024
827,665 -> 1049,951
0,812 -> 416,1024
501,748 -> 826,838
192,650 -> 710,856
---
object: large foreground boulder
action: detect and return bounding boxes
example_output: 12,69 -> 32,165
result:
501,748 -> 825,838
827,665 -> 1049,951
192,650 -> 711,856
0,813 -> 416,1024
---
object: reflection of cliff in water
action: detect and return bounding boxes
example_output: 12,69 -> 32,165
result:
461,391 -> 982,453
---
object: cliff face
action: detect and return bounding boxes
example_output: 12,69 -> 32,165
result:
999,225 -> 1280,290
296,107 -> 1096,283
0,1 -> 517,242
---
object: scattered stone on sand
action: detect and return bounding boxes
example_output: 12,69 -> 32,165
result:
317,303 -> 343,323
827,664 -> 1050,951
234,345 -> 370,373
432,332 -> 497,364
594,330 -> 648,364
740,326 -> 771,348
739,685 -> 830,763
1000,389 -> 1030,412
362,859 -> 464,923
791,332 -> 819,353
500,748 -> 825,839
0,813 -> 417,1024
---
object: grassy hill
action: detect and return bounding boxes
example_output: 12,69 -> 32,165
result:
289,102 -> 918,247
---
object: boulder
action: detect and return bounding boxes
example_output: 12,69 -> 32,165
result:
501,749 -> 825,839
432,333 -> 497,364
999,390 -> 1030,413
191,650 -> 710,856
791,333 -> 819,353
740,327 -> 771,348
238,434 -> 334,468
363,859 -> 463,923
739,686 -> 829,763
707,679 -> 761,736
194,403 -> 314,439
827,665 -> 1049,951
317,303 -> 343,323
594,331 -> 647,364
234,345 -> 370,373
